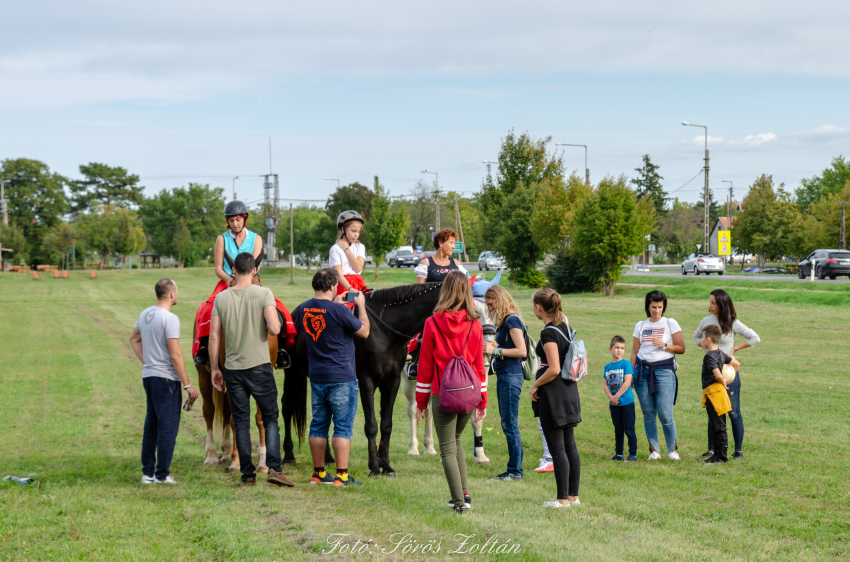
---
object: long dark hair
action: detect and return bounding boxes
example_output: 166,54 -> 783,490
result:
711,289 -> 737,334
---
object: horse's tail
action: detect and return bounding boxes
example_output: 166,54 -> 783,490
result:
284,350 -> 308,447
212,387 -> 225,442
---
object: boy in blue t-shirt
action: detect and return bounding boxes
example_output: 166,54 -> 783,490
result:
603,335 -> 638,461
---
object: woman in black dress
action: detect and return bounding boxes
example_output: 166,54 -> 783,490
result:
529,288 -> 581,509
415,228 -> 468,283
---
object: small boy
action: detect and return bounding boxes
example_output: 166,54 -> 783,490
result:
603,336 -> 638,462
700,325 -> 741,464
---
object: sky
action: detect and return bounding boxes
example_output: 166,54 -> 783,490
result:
2,0 -> 849,209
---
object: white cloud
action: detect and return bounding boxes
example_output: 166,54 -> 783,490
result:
729,133 -> 778,147
693,135 -> 725,145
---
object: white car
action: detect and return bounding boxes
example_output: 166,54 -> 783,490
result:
682,253 -> 725,275
478,251 -> 505,271
729,253 -> 754,264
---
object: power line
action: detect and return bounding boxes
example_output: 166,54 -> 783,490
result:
667,169 -> 705,196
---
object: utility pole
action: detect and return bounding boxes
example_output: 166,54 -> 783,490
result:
682,122 -> 710,250
454,193 -> 469,262
0,178 -> 10,226
289,203 -> 295,284
837,202 -> 847,250
421,170 -> 439,230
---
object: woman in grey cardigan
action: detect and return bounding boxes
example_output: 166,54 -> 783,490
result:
693,289 -> 760,460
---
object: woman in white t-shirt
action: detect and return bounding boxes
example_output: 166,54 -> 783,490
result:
629,290 -> 687,461
329,211 -> 368,300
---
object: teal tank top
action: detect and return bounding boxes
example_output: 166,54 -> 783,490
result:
221,228 -> 258,276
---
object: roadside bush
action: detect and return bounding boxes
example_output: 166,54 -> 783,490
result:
512,268 -> 547,288
546,250 -> 599,294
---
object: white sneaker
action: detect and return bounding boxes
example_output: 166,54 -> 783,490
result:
570,498 -> 581,506
648,451 -> 661,460
542,498 -> 570,509
155,476 -> 177,485
141,475 -> 156,484
668,452 -> 680,461
534,458 -> 554,473
447,502 -> 471,509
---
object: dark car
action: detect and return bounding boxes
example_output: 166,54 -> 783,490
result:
761,267 -> 791,275
798,249 -> 850,279
744,266 -> 764,274
390,249 -> 417,267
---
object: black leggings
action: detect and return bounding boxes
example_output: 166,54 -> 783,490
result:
539,397 -> 581,499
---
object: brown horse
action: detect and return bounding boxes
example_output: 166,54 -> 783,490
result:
194,251 -> 284,473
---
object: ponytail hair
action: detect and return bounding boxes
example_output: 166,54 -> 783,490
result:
532,288 -> 567,326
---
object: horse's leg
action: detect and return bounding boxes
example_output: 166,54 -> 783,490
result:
359,377 -> 381,476
377,375 -> 401,476
198,365 -> 219,466
472,412 -> 490,465
222,393 -> 240,473
401,375 -> 419,455
423,398 -> 437,456
256,407 -> 267,473
281,367 -> 296,466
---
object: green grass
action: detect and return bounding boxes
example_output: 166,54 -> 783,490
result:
1,268 -> 848,561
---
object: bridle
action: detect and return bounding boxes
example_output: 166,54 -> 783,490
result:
364,283 -> 441,341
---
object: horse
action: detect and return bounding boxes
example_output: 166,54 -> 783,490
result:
194,250 -> 291,473
400,298 -> 494,463
281,282 -> 444,476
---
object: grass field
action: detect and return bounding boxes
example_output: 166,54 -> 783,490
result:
1,267 -> 848,561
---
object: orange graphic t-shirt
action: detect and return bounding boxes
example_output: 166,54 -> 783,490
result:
296,298 -> 363,384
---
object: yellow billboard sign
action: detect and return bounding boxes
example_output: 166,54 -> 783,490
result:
718,230 -> 731,256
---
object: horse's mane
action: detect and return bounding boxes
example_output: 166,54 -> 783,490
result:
368,282 -> 442,308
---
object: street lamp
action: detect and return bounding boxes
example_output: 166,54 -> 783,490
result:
232,176 -> 239,200
421,170 -> 440,230
0,178 -> 11,227
555,143 -> 589,185
325,177 -> 340,188
682,122 -> 710,250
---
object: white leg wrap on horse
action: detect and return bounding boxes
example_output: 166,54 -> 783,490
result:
204,429 -> 218,466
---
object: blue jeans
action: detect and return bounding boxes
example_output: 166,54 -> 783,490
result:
224,363 -> 282,482
309,381 -> 359,440
496,373 -> 524,476
708,371 -> 744,452
141,377 -> 182,480
634,368 -> 677,453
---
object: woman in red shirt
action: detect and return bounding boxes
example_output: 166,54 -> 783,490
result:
416,271 -> 487,514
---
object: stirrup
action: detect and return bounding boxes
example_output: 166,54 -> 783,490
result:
276,348 -> 291,369
193,349 -> 209,367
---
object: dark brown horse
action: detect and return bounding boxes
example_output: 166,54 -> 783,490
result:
282,282 -> 443,476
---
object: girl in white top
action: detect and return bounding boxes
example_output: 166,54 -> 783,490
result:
329,211 -> 367,297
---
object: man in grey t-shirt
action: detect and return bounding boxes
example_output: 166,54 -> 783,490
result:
129,278 -> 199,485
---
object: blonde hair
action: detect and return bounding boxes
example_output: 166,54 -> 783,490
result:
434,271 -> 479,321
484,285 -> 520,329
532,288 -> 567,325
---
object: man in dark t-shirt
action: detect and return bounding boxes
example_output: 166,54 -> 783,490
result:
295,268 -> 370,486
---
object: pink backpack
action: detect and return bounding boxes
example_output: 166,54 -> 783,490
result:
431,318 -> 482,415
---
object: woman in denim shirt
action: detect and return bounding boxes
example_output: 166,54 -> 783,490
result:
630,290 -> 687,461
482,285 -> 527,480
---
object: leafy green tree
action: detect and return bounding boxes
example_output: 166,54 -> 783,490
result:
796,156 -> 850,213
0,158 -> 68,263
367,176 -> 409,280
570,176 -> 655,295
631,154 -> 667,216
804,180 -> 850,250
0,222 -> 28,265
41,222 -> 76,265
278,205 -> 333,272
479,130 -> 564,286
173,218 -> 192,267
69,163 -> 145,214
530,173 -> 591,252
405,179 -> 435,249
732,175 -> 806,264
655,200 -> 703,262
139,183 -> 226,266
693,188 -> 722,231
545,250 -> 599,294
75,204 -> 146,266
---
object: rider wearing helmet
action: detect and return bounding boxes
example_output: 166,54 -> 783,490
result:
329,210 -> 368,299
214,200 -> 263,284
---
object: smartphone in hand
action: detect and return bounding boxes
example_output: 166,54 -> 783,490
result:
347,291 -> 359,303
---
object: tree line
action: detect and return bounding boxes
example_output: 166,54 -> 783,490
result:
1,139 -> 846,288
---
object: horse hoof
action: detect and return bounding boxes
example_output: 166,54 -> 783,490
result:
406,449 -> 420,456
204,458 -> 219,467
382,471 -> 397,477
369,471 -> 382,478
258,466 -> 268,474
424,449 -> 437,456
282,459 -> 297,467
476,460 -> 491,466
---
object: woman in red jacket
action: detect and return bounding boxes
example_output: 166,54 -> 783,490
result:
416,271 -> 487,514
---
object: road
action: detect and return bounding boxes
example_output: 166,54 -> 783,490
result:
623,270 -> 850,284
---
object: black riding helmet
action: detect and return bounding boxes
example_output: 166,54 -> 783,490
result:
337,210 -> 364,229
224,200 -> 249,217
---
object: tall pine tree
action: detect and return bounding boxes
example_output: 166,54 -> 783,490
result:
631,154 -> 667,216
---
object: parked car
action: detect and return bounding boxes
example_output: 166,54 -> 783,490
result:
729,252 -> 754,264
365,255 -> 373,265
744,266 -> 764,274
385,250 -> 397,265
681,253 -> 725,275
420,250 -> 436,261
389,248 -> 417,267
762,267 -> 791,275
627,264 -> 650,272
294,252 -> 322,266
797,249 -> 850,279
478,251 -> 505,271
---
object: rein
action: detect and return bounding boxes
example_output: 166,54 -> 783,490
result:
364,283 -> 441,341
365,306 -> 418,340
